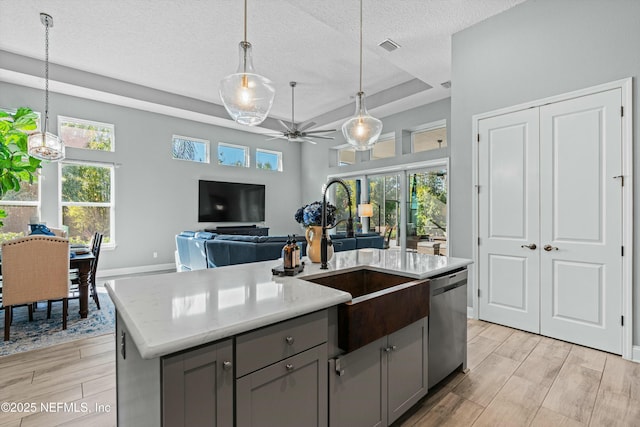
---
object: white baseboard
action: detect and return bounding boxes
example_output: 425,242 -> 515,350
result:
632,346 -> 640,363
97,263 -> 175,279
467,306 -> 475,319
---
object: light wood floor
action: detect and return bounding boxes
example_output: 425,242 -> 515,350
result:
1,319 -> 639,426
395,319 -> 640,427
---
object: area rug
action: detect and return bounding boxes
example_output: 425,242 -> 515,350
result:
0,286 -> 115,356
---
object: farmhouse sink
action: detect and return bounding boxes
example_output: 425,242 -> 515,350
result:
306,269 -> 430,352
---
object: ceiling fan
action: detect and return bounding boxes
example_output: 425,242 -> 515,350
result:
266,82 -> 336,144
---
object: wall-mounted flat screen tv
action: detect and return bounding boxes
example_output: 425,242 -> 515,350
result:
198,180 -> 265,222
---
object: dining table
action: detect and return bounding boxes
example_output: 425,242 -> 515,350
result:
69,252 -> 95,318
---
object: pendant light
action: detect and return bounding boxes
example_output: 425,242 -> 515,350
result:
219,0 -> 275,126
28,13 -> 65,161
342,0 -> 382,150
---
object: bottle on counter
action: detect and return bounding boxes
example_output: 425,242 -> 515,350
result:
283,235 -> 294,269
292,234 -> 300,267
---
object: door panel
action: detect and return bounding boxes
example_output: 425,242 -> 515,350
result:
552,260 -> 604,325
488,255 -> 528,311
478,109 -> 540,333
540,89 -> 622,354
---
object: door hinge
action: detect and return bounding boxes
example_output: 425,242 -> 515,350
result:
477,133 -> 480,142
613,175 -> 624,186
621,315 -> 624,326
621,106 -> 624,117
478,237 -> 481,245
475,185 -> 480,194
621,246 -> 624,256
478,289 -> 481,298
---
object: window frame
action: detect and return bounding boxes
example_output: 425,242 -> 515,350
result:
410,119 -> 447,153
217,142 -> 250,168
58,115 -> 116,152
171,135 -> 210,164
58,160 -> 116,248
336,145 -> 356,166
256,148 -> 283,172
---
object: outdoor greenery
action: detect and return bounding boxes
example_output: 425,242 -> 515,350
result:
59,119 -> 113,151
0,107 -> 42,227
409,171 -> 447,237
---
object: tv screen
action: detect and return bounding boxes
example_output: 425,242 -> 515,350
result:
198,180 -> 265,223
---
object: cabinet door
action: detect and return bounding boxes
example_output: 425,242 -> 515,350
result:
329,338 -> 387,427
387,318 -> 428,424
236,344 -> 328,427
162,339 -> 233,427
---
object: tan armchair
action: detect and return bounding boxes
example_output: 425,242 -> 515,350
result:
2,236 -> 70,341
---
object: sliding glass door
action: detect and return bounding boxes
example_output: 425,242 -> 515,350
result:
406,168 -> 447,253
369,173 -> 401,245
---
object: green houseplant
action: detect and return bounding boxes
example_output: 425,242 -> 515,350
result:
0,107 -> 42,226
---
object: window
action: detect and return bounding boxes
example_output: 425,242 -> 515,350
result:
0,182 -> 40,243
172,135 -> 209,163
333,178 -> 359,233
368,174 -> 400,238
371,134 -> 396,160
58,116 -> 115,152
256,148 -> 282,171
338,147 -> 356,166
60,162 -> 114,246
218,142 -> 249,167
412,124 -> 447,153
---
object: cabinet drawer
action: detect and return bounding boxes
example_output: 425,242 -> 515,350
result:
236,310 -> 328,377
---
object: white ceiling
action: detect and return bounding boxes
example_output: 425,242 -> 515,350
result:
0,0 -> 525,130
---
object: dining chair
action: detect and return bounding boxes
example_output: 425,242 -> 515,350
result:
48,232 -> 103,317
2,235 -> 70,341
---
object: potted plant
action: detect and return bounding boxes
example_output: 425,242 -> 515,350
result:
0,107 -> 42,226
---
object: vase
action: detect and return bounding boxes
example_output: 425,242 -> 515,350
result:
305,225 -> 333,263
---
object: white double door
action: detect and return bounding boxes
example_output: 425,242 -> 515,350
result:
478,89 -> 623,354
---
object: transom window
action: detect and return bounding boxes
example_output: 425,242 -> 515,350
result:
58,116 -> 115,152
172,135 -> 210,163
338,147 -> 356,166
412,123 -> 447,153
371,134 -> 396,160
218,142 -> 249,167
60,161 -> 114,246
256,148 -> 283,171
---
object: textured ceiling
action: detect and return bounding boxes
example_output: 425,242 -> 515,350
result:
0,0 -> 525,128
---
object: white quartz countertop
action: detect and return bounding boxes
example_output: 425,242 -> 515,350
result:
106,249 -> 471,359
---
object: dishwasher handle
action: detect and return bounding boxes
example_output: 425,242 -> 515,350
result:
431,280 -> 467,296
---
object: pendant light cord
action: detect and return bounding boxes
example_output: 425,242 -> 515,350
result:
243,0 -> 247,43
291,83 -> 295,126
359,0 -> 363,94
44,18 -> 50,134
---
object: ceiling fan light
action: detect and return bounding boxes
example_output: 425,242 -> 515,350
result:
219,40 -> 275,126
28,131 -> 65,161
342,92 -> 382,150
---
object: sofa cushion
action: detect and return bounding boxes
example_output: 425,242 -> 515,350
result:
194,231 -> 216,240
214,234 -> 261,242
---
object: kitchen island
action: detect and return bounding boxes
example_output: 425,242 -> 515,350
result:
107,249 -> 471,426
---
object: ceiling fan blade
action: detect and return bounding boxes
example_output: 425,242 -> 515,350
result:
277,120 -> 292,132
303,134 -> 334,140
266,135 -> 288,141
298,121 -> 316,132
304,129 -> 336,134
302,137 -> 318,145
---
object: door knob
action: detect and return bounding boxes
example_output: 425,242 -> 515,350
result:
521,243 -> 537,250
543,244 -> 559,251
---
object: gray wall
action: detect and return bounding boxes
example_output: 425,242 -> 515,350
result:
301,97 -> 451,203
0,82 -> 303,272
450,0 -> 640,341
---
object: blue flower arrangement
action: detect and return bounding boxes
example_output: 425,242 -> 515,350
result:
295,201 -> 337,227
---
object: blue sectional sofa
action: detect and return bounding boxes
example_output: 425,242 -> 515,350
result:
175,231 -> 384,271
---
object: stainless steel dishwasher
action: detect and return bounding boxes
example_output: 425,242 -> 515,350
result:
428,268 -> 468,389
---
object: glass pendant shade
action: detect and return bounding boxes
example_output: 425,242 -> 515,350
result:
28,131 -> 65,161
342,92 -> 383,150
219,41 -> 275,126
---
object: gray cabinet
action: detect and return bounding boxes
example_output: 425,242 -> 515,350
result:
115,313 -> 233,427
162,339 -> 233,427
236,310 -> 329,427
329,318 -> 428,427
